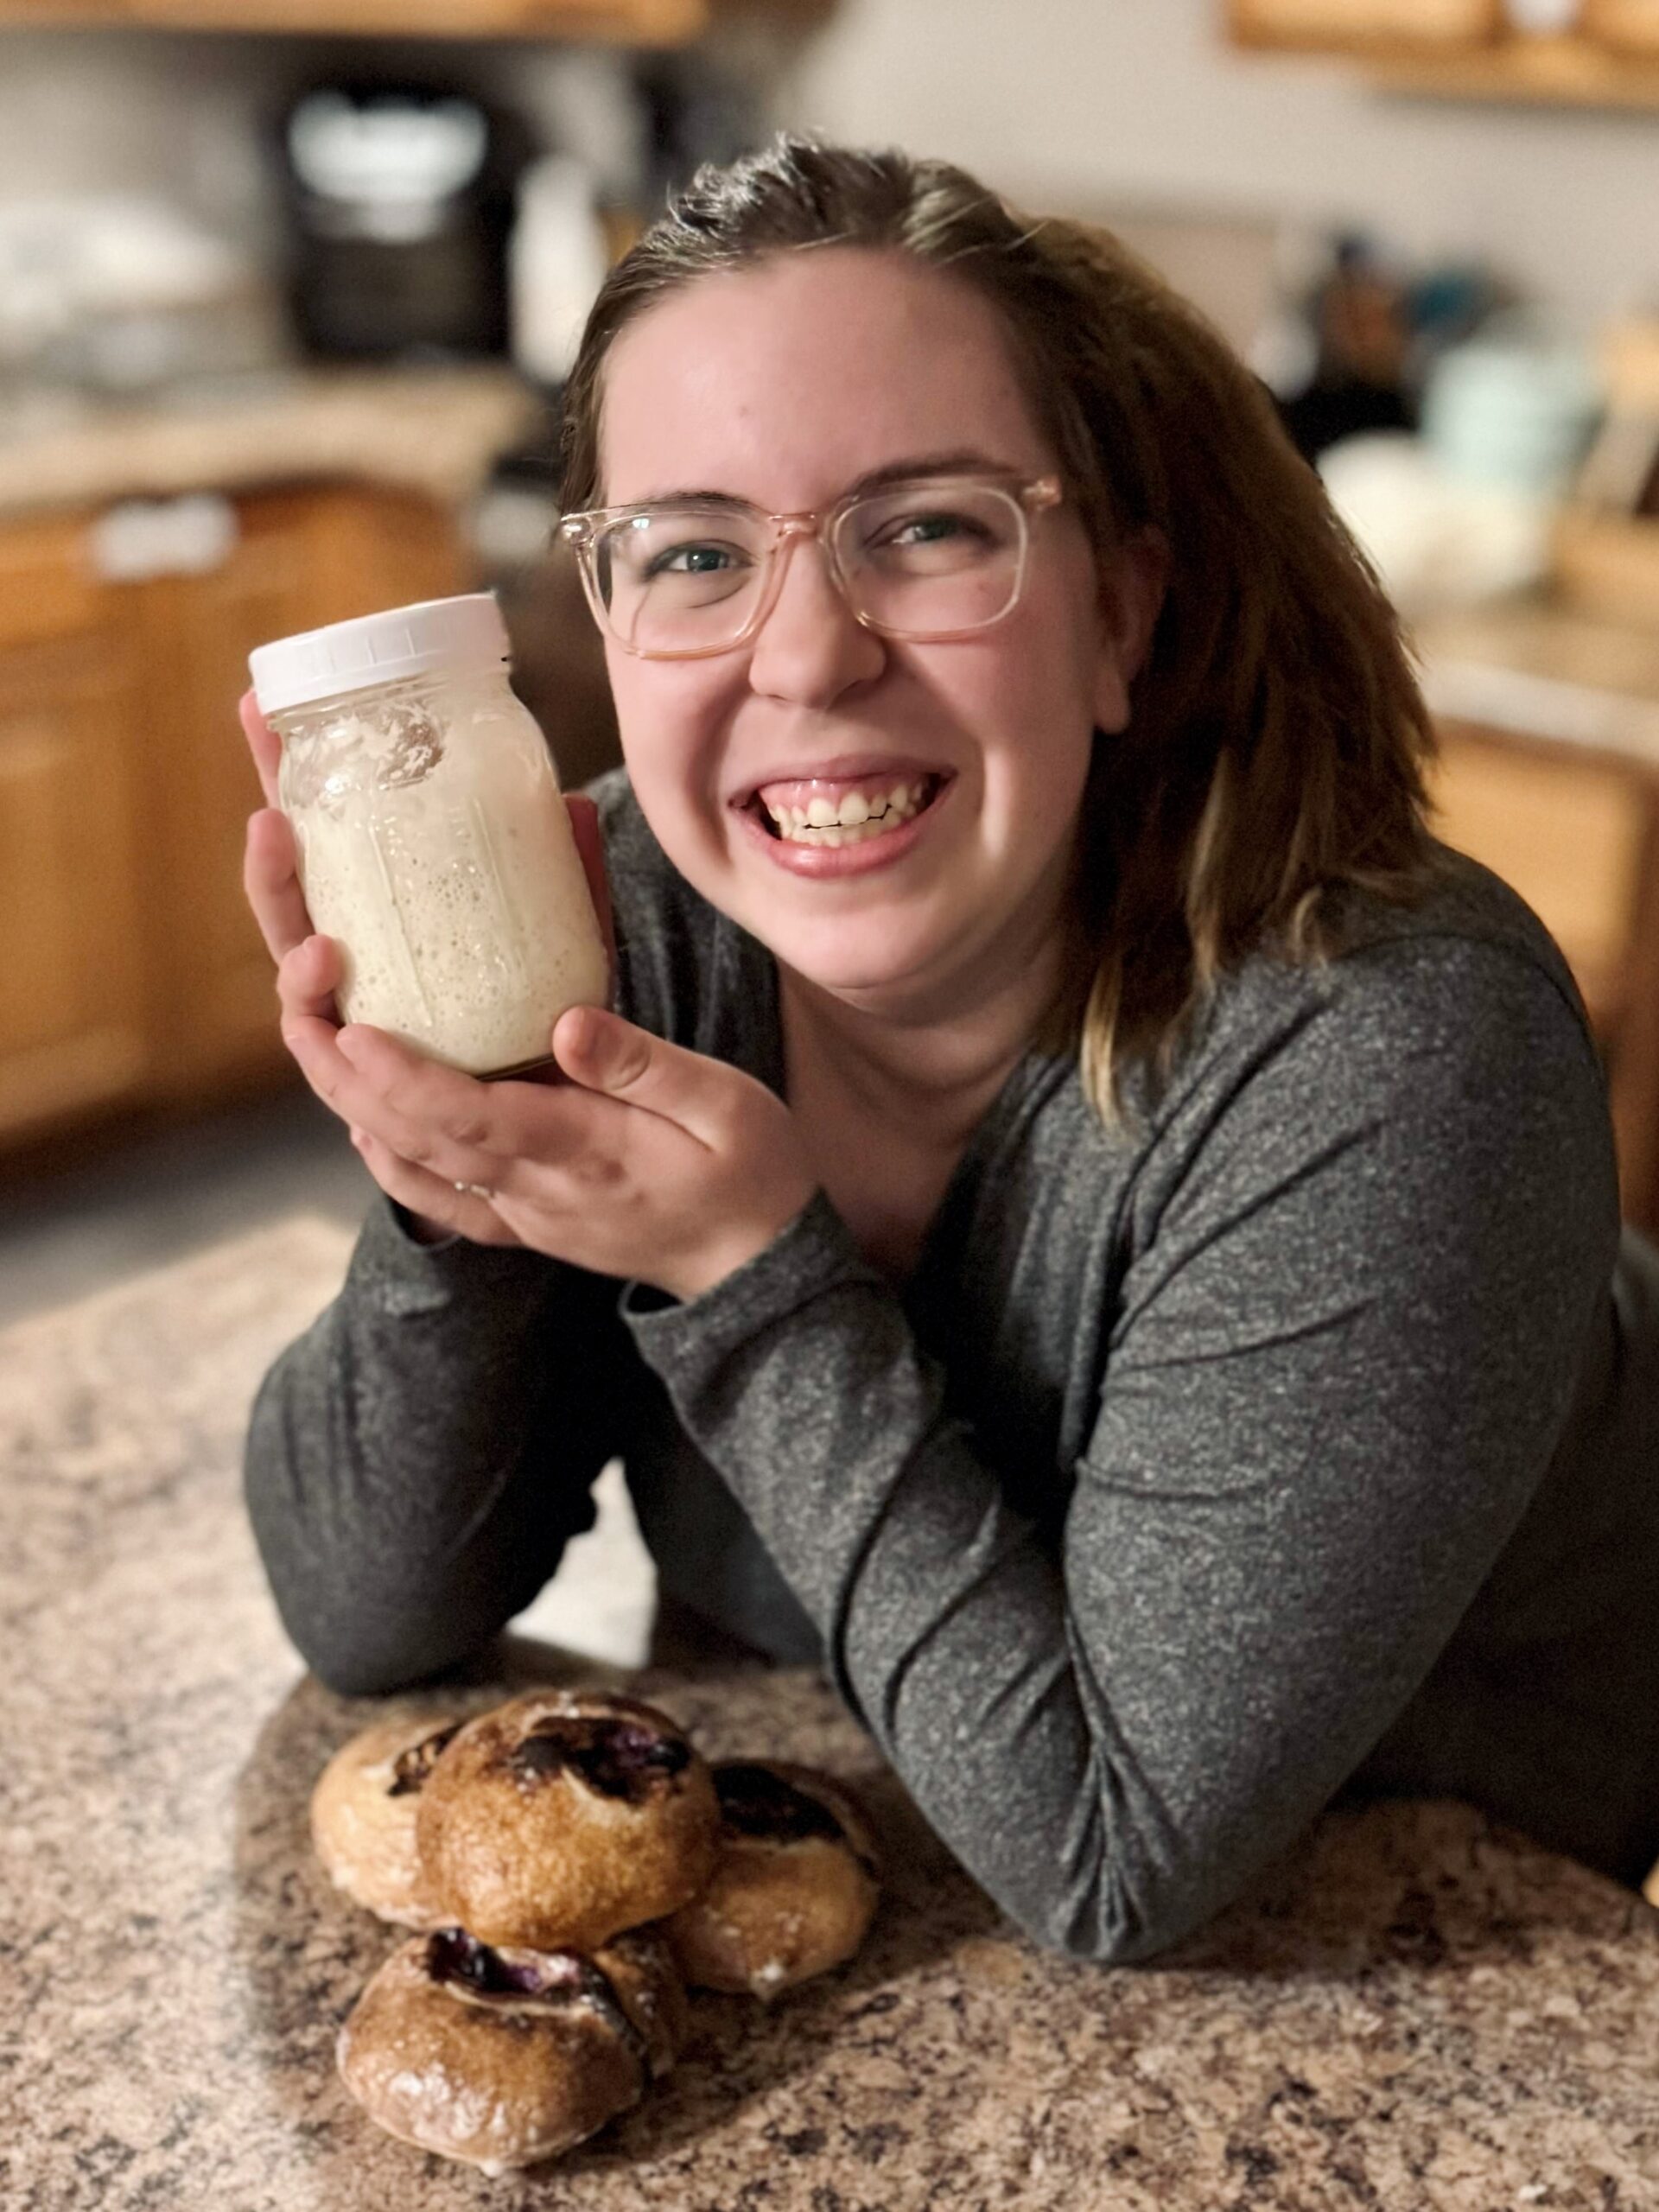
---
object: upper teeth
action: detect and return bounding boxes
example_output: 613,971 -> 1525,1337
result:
760,779 -> 932,841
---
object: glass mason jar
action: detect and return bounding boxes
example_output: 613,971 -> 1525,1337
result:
249,594 -> 608,1078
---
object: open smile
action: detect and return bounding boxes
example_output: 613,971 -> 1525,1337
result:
732,769 -> 956,878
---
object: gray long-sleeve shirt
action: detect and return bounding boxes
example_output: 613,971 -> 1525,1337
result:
245,767 -> 1659,1962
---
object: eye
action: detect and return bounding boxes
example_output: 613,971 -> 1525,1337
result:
878,510 -> 983,550
645,539 -> 750,578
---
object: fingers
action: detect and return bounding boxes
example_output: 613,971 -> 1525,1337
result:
239,689 -> 282,810
244,806 -> 316,964
550,1007 -> 737,1147
566,792 -> 618,1004
347,1125 -> 521,1248
276,931 -> 341,1027
286,1019 -> 567,1193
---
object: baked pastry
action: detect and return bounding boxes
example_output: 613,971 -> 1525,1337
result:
415,1689 -> 720,1951
337,1924 -> 687,2175
309,1714 -> 463,1928
664,1760 -> 880,1999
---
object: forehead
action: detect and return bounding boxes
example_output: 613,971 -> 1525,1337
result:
597,246 -> 1051,507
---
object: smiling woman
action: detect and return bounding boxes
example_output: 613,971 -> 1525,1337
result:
241,134 -> 1659,1966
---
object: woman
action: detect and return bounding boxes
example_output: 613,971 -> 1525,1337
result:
242,136 -> 1659,1964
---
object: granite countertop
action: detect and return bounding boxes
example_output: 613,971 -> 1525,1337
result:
1413,596 -> 1659,770
0,366 -> 543,521
7,1217 -> 1659,2210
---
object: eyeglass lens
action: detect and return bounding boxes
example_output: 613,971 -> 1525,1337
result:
590,482 -> 1028,653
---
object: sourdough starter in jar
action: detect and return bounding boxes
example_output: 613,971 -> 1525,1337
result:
250,595 -> 608,1077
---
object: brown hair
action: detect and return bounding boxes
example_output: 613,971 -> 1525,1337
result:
558,134 -> 1441,1124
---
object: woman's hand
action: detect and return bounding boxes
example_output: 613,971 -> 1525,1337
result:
287,1006 -> 821,1302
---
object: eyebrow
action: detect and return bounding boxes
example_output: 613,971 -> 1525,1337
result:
628,449 -> 1018,510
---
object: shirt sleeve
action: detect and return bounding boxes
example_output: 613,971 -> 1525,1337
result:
619,936 -> 1619,1962
243,1195 -> 626,1695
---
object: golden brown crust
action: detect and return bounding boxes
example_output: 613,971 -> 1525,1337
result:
309,1715 -> 462,1928
664,1761 -> 881,1999
336,1927 -> 685,2173
415,1690 -> 720,1951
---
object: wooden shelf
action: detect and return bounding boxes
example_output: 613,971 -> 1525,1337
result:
0,0 -> 708,41
1230,18 -> 1659,109
1366,32 -> 1659,107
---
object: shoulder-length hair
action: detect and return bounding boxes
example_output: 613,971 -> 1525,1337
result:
558,133 -> 1440,1126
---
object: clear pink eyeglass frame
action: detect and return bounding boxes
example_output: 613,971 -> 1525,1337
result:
557,472 -> 1065,660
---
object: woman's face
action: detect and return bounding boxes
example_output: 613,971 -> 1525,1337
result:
594,246 -> 1145,1020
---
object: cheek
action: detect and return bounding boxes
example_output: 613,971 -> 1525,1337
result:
607,659 -> 741,866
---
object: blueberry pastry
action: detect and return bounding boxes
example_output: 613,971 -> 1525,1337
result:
664,1760 -> 880,1999
337,1924 -> 687,2174
309,1714 -> 463,1928
415,1690 -> 719,1951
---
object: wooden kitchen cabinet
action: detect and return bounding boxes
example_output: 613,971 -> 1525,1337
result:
0,571 -> 151,1146
0,483 -> 467,1152
0,0 -> 707,38
1428,720 -> 1659,1234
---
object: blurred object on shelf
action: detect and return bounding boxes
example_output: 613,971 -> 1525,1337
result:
0,195 -> 287,410
1230,0 -> 1503,44
1319,431 -> 1554,611
509,155 -> 610,391
1267,232 -> 1504,463
1552,316 -> 1659,624
1317,326 -> 1597,613
1504,0 -> 1582,27
277,79 -> 533,363
1583,0 -> 1659,48
1421,333 -> 1599,495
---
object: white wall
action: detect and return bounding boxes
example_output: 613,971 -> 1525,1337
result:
776,0 -> 1659,337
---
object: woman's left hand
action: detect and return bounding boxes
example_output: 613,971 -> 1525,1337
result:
290,1005 -> 821,1303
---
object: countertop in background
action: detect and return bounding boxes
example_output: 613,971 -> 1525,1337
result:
0,365 -> 543,521
5,1216 -> 1659,2209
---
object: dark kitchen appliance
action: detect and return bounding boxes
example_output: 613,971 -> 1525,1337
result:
277,80 -> 531,363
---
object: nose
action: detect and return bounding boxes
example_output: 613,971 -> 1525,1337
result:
744,524 -> 886,708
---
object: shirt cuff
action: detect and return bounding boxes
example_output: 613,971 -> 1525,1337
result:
619,1188 -> 881,1368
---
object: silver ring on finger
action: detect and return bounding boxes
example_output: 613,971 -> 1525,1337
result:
454,1179 -> 495,1200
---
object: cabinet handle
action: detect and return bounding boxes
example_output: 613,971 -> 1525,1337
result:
90,495 -> 239,583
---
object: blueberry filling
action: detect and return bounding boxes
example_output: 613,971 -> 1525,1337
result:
504,1714 -> 690,1803
387,1721 -> 462,1796
426,1929 -> 651,2083
714,1763 -> 846,1846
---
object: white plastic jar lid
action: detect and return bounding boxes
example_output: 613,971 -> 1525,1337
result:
248,593 -> 512,715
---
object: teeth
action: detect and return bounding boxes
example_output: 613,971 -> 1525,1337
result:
760,777 -> 935,844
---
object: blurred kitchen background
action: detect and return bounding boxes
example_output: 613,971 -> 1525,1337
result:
7,0 -> 1659,1329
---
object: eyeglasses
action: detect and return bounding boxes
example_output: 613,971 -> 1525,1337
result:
558,473 -> 1064,660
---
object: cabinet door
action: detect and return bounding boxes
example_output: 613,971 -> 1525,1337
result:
137,483 -> 469,1101
0,634 -> 151,1143
1584,0 -> 1659,48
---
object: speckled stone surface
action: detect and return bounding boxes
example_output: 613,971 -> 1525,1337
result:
6,1217 -> 1659,2211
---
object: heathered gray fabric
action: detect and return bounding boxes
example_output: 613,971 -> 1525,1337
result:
245,767 -> 1659,1962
